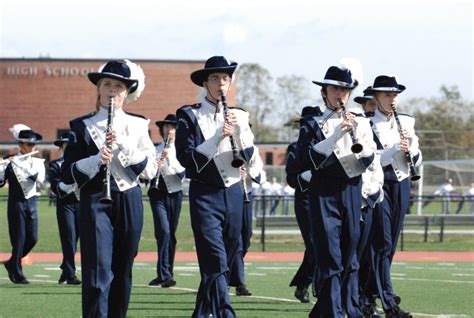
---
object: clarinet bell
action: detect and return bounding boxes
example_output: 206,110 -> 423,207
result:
409,165 -> 421,181
351,143 -> 363,154
99,195 -> 112,204
231,157 -> 245,168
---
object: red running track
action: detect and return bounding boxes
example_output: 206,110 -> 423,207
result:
1,251 -> 473,264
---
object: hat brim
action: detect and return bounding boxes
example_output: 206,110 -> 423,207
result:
369,84 -> 406,94
18,132 -> 42,144
88,72 -> 139,93
190,64 -> 238,87
53,139 -> 69,147
354,96 -> 373,104
312,79 -> 358,89
155,120 -> 178,128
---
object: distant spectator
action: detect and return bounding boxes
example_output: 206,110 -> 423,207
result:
455,183 -> 474,214
269,177 -> 283,215
423,178 -> 455,214
282,183 -> 295,215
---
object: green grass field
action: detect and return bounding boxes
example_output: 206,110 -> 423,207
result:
1,189 -> 473,317
1,198 -> 473,253
0,261 -> 473,317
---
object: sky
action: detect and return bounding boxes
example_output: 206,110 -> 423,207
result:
1,0 -> 473,102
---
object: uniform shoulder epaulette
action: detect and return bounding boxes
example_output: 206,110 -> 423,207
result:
124,111 -> 147,120
314,106 -> 324,116
70,112 -> 96,126
287,142 -> 297,152
229,106 -> 248,113
178,103 -> 201,112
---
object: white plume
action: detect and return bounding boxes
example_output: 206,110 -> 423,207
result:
125,59 -> 146,104
9,124 -> 31,140
340,57 -> 364,86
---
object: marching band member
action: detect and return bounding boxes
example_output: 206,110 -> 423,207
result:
369,76 -> 421,318
285,106 -> 320,303
61,60 -> 157,318
175,56 -> 256,318
148,114 -> 185,288
357,153 -> 384,318
354,87 -> 385,317
49,132 -> 81,285
354,86 -> 377,116
1,124 -> 45,284
229,146 -> 266,297
296,66 -> 376,317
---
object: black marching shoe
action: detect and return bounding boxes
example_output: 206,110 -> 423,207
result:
361,303 -> 381,318
4,261 -> 28,284
58,274 -> 67,284
294,287 -> 310,303
161,278 -> 177,288
67,276 -> 81,285
59,274 -> 81,285
394,294 -> 402,305
235,284 -> 252,296
148,277 -> 161,286
4,261 -> 17,284
385,306 -> 412,318
16,277 -> 30,285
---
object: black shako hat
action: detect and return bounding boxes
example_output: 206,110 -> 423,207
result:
312,66 -> 358,89
190,56 -> 238,87
18,130 -> 42,144
155,114 -> 178,128
368,75 -> 406,93
88,60 -> 139,93
293,106 -> 321,123
53,132 -> 73,147
354,86 -> 374,105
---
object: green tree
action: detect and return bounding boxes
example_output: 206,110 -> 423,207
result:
276,75 -> 315,142
235,63 -> 277,142
404,85 -> 474,161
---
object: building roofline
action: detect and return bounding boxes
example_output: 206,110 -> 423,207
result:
0,57 -> 205,64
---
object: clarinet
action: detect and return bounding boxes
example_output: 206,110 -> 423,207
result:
241,167 -> 250,203
150,135 -> 171,191
100,96 -> 114,204
220,90 -> 245,168
339,100 -> 363,154
391,106 -> 421,181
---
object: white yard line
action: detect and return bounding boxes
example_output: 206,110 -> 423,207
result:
392,277 -> 474,284
0,277 -> 470,317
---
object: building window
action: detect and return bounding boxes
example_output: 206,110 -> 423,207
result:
265,152 -> 273,165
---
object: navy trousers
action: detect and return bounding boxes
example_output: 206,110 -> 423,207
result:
289,190 -> 315,290
56,200 -> 80,278
149,190 -> 183,283
7,197 -> 38,279
372,178 -> 410,311
309,176 -> 362,318
229,191 -> 253,287
80,186 -> 143,318
357,205 -> 377,307
189,180 -> 243,318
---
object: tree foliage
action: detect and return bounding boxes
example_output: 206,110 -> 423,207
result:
235,63 -> 275,142
404,85 -> 474,160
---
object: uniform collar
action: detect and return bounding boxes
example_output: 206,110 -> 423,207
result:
201,97 -> 223,119
97,105 -> 125,119
374,108 -> 392,121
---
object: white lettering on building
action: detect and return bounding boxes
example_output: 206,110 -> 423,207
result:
5,65 -> 95,77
